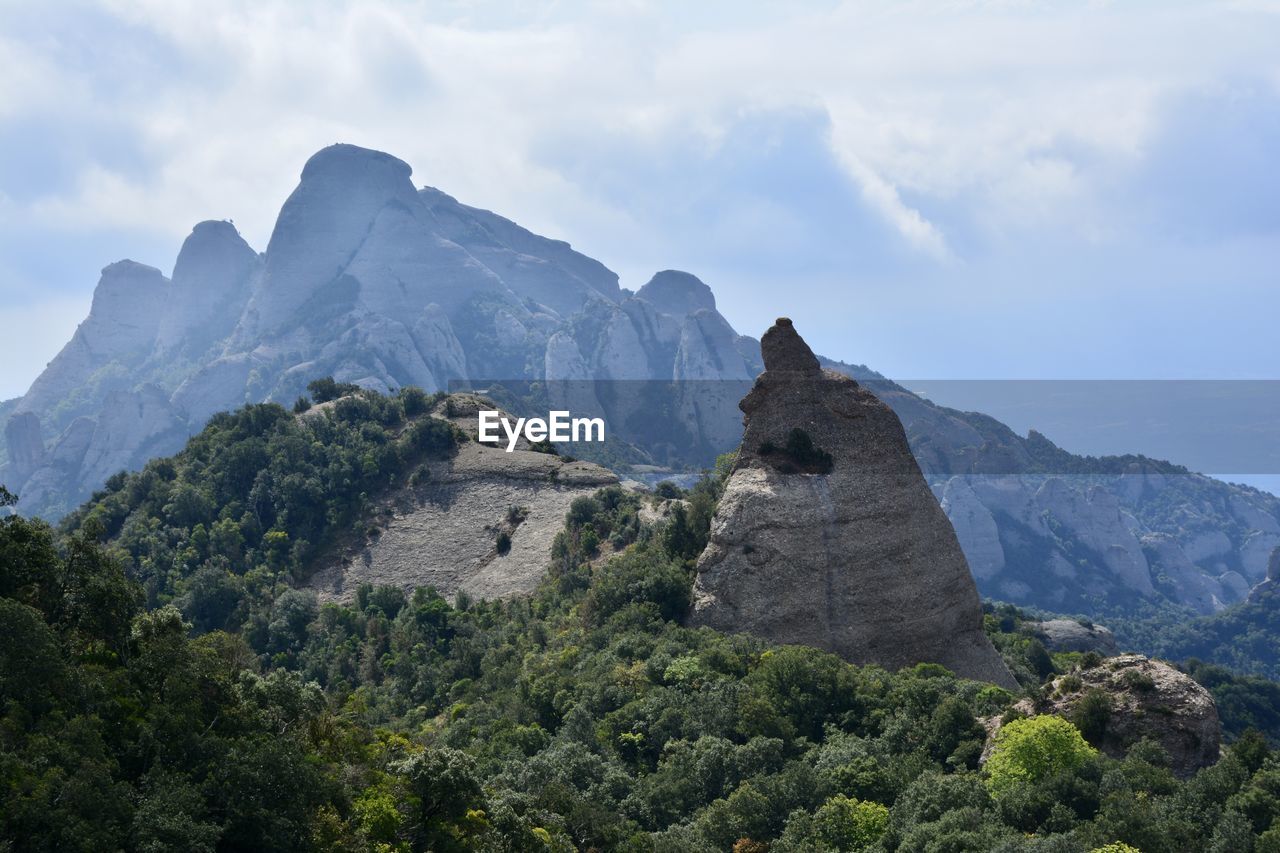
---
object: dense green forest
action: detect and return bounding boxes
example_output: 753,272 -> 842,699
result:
1106,590 -> 1280,683
7,387 -> 1280,851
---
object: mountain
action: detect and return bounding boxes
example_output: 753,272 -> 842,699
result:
3,143 -> 1279,628
872,376 -> 1280,618
0,144 -> 759,518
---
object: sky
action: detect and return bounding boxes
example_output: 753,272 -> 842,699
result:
2,0 -> 1279,407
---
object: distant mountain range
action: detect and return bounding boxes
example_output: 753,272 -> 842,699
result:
3,143 -> 1277,623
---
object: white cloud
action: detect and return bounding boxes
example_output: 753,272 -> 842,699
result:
14,1 -> 1273,247
2,0 -> 1279,391
833,149 -> 950,259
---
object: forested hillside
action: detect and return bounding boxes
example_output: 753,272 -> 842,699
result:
7,390 -> 1280,851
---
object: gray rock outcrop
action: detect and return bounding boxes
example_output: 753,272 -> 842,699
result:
156,220 -> 261,357
688,319 -> 1017,689
636,270 -> 717,318
938,477 -> 1005,581
1032,619 -> 1119,656
1042,654 -> 1221,777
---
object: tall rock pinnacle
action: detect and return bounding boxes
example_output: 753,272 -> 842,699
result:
240,144 -> 419,337
688,318 -> 1018,689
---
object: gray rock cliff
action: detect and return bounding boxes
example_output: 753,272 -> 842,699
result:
156,220 -> 261,357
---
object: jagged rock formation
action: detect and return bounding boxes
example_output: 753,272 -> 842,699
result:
688,319 -> 1017,689
4,143 -> 1279,637
307,395 -> 618,603
924,457 -> 1280,616
1,145 -> 755,518
156,220 -> 261,357
1042,654 -> 1222,777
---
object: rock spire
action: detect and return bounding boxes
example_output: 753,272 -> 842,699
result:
688,319 -> 1017,688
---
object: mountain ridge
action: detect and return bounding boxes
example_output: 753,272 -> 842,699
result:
3,142 -> 1278,630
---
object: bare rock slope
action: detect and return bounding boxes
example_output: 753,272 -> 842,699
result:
688,319 -> 1017,689
307,395 -> 617,603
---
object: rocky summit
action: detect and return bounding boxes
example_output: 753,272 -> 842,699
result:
688,319 -> 1018,689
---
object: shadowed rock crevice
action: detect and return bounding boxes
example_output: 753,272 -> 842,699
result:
688,318 -> 1017,689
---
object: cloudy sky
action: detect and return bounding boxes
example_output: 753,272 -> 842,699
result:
2,0 -> 1278,403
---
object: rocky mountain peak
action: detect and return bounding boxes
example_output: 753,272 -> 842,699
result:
689,320 -> 1017,688
760,316 -> 821,374
172,220 -> 257,282
242,144 -> 421,337
636,270 -> 716,317
83,261 -> 169,352
92,259 -> 168,305
156,221 -> 261,355
299,142 -> 413,186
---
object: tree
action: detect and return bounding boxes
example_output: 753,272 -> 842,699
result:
180,565 -> 243,634
406,418 -> 458,456
661,504 -> 701,561
811,795 -> 889,851
0,500 -> 63,616
985,715 -> 1097,801
400,386 -> 429,416
1071,688 -> 1113,745
583,546 -> 691,624
398,747 -> 487,850
0,598 -> 66,714
307,376 -> 360,403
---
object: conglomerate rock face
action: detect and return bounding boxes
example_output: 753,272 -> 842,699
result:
688,318 -> 1018,689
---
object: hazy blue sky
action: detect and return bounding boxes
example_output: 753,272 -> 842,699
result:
2,0 -> 1278,402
